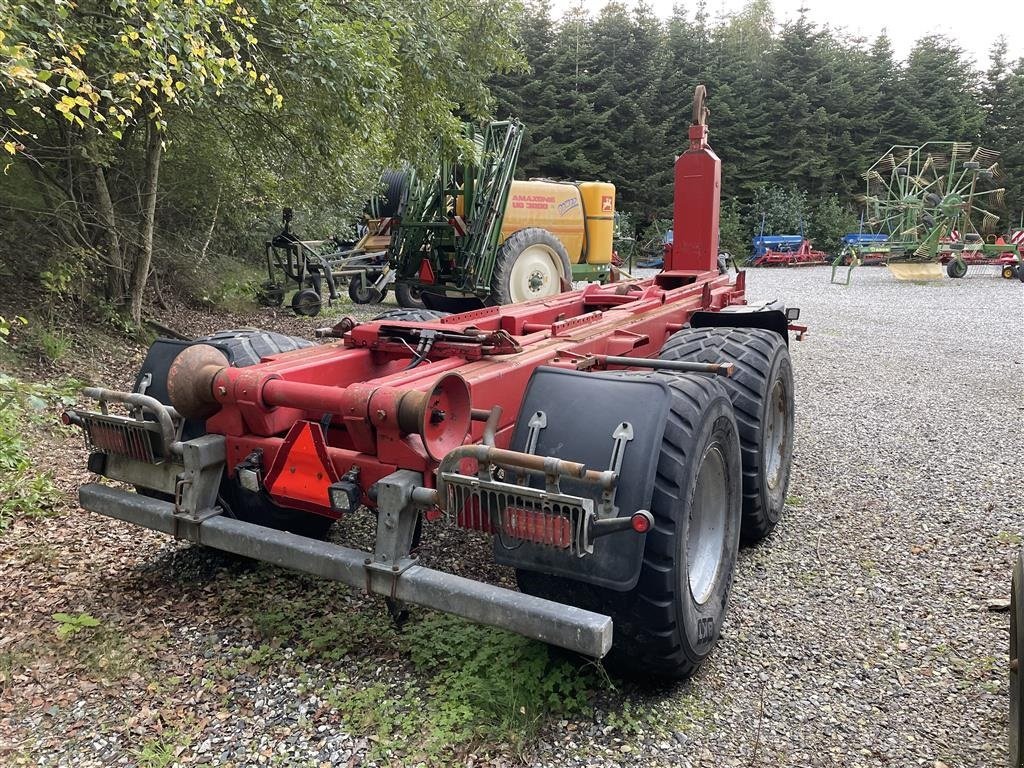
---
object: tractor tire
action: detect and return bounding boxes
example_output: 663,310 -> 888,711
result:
222,484 -> 336,539
659,327 -> 794,544
1003,265 -> 1016,280
395,280 -> 427,309
946,259 -> 967,279
1012,549 -> 1024,767
291,288 -> 322,316
372,308 -> 450,323
490,227 -> 571,305
348,279 -> 385,305
517,372 -> 742,680
193,328 -> 315,368
1019,265 -> 1024,283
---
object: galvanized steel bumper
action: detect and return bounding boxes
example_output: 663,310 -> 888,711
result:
79,483 -> 613,658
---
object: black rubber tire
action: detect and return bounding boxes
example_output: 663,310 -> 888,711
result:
946,259 -> 967,279
348,279 -> 384,304
1012,549 -> 1024,767
291,288 -> 322,316
517,372 -> 742,680
1003,265 -> 1016,280
1019,265 -> 1024,283
367,169 -> 408,219
222,484 -> 335,539
193,328 -> 315,367
924,193 -> 942,207
490,227 -> 572,305
198,330 -> 331,537
372,308 -> 450,323
659,327 -> 794,544
395,280 -> 427,309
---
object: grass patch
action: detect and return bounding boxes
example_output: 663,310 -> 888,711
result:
223,573 -> 606,763
134,731 -> 189,768
0,373 -> 78,529
784,494 -> 804,507
997,531 -> 1022,546
336,613 -> 602,763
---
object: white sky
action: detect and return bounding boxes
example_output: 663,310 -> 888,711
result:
551,1 -> 1024,66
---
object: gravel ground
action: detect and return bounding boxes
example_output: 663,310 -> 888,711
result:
1,264 -> 1022,767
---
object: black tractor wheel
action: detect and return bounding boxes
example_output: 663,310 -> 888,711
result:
291,288 -> 322,316
395,281 -> 427,309
1019,264 -> 1024,283
372,308 -> 450,323
490,227 -> 572,304
946,259 -> 967,279
659,327 -> 794,544
192,330 -> 332,538
1003,265 -> 1017,280
517,372 -> 742,680
1012,550 -> 1024,767
348,278 -> 385,305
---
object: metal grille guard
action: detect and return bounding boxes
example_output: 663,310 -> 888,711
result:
63,387 -> 183,463
435,444 -> 617,556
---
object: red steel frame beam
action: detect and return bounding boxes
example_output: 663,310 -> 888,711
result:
204,271 -> 745,515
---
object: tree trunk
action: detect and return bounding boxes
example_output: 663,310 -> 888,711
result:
90,162 -> 124,303
128,121 -> 162,326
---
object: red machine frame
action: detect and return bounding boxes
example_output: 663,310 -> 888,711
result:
750,239 -> 829,268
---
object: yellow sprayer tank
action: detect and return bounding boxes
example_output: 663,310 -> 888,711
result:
501,181 -> 585,263
577,182 -> 615,264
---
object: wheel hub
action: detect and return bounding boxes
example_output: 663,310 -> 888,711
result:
764,379 -> 789,491
687,443 -> 728,605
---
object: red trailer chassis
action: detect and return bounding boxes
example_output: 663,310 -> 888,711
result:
66,88 -> 801,669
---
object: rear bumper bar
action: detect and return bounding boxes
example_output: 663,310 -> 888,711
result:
80,483 -> 613,658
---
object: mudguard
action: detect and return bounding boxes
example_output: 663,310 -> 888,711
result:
493,367 -> 672,591
690,299 -> 791,344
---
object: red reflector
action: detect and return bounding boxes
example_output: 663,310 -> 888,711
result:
502,506 -> 571,549
263,421 -> 339,514
631,512 -> 651,533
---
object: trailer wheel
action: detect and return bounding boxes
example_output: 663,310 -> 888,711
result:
1003,265 -> 1016,280
291,288 -> 322,316
659,327 -> 794,543
372,308 -> 450,323
1012,550 -> 1024,767
946,259 -> 967,279
223,485 -> 335,539
490,228 -> 571,304
348,279 -> 385,305
517,372 -> 742,680
395,281 -> 427,309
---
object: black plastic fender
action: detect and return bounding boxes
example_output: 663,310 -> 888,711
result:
493,367 -> 673,591
689,299 -> 792,345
